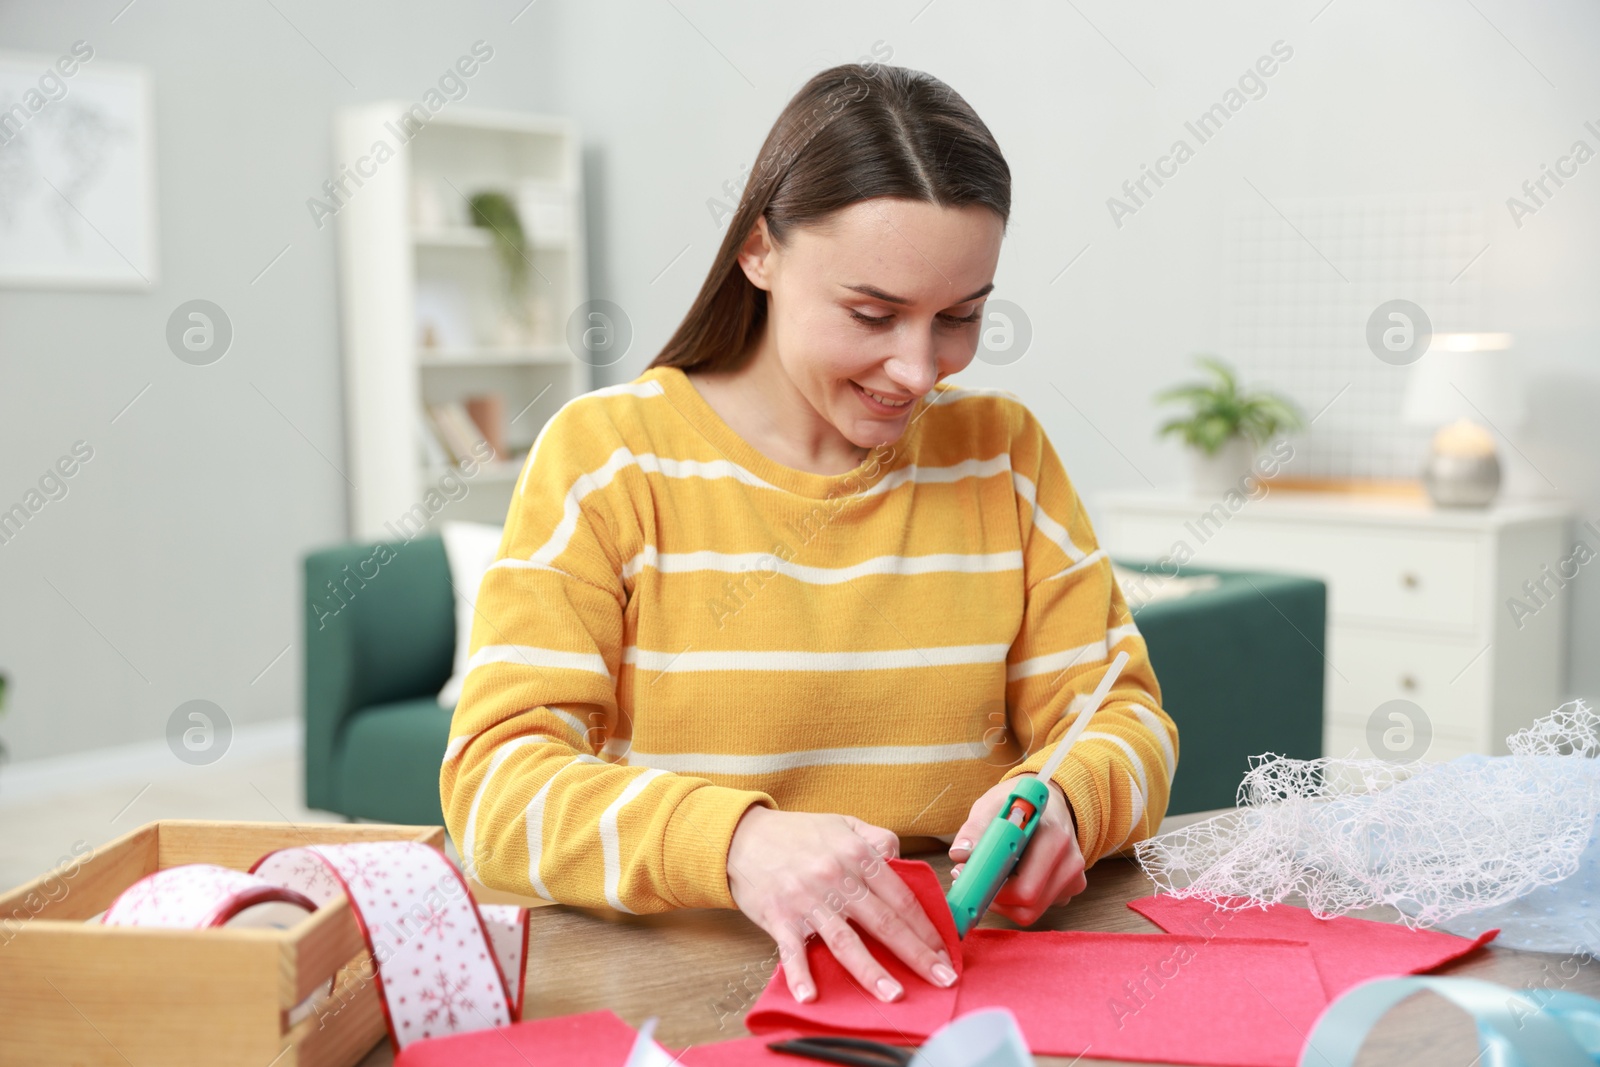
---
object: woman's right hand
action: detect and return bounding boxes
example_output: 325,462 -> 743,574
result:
726,805 -> 958,1004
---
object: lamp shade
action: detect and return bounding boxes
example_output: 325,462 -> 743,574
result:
1401,332 -> 1526,427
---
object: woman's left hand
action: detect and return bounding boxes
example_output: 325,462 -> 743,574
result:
947,777 -> 1087,926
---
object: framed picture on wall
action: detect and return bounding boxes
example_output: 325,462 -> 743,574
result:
0,49 -> 159,288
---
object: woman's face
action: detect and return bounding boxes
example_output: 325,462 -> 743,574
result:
738,197 -> 1005,453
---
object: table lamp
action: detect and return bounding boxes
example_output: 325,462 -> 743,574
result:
1400,332 -> 1524,507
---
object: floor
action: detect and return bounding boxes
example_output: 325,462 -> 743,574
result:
0,748 -> 346,892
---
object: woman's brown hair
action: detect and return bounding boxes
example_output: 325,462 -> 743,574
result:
647,63 -> 1011,375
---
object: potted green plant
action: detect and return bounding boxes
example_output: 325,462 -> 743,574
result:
467,190 -> 532,345
1155,355 -> 1303,492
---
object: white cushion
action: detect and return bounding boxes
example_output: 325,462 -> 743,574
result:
436,520 -> 506,708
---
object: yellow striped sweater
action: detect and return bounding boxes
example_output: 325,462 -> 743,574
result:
440,364 -> 1177,914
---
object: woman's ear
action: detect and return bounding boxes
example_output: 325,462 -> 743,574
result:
736,215 -> 777,292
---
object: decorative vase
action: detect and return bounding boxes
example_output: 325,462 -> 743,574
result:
1423,452 -> 1500,507
493,310 -> 531,348
1421,419 -> 1502,508
1187,437 -> 1256,495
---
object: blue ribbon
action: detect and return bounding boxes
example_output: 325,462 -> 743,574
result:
1300,976 -> 1600,1067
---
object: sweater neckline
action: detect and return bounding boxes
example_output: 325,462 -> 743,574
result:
648,365 -> 924,500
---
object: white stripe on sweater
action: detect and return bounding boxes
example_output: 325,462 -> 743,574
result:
628,741 -> 983,776
545,705 -> 594,748
1132,704 -> 1177,785
510,451 -> 1016,573
1078,729 -> 1150,853
600,768 -> 668,913
1108,622 -> 1143,646
1039,549 -> 1107,585
460,735 -> 551,880
443,732 -> 475,763
523,753 -> 605,901
516,380 -> 666,498
620,547 -> 1023,584
444,706 -> 593,766
465,644 -> 612,679
1111,768 -> 1147,852
1007,639 -> 1106,681
1011,472 -> 1090,564
624,643 -> 1011,673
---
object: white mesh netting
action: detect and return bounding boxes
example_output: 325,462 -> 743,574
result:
1134,700 -> 1600,927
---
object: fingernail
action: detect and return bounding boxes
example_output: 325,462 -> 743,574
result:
931,963 -> 957,987
952,838 -> 971,852
794,982 -> 814,1003
876,977 -> 903,1001
937,949 -> 952,967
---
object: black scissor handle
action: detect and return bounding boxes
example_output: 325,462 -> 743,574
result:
767,1034 -> 916,1067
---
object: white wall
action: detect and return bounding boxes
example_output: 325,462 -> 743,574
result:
0,0 -> 1594,764
0,1 -> 567,762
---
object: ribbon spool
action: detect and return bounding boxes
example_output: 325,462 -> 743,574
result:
252,841 -> 526,1050
100,863 -> 328,1024
1301,976 -> 1600,1067
100,863 -> 317,930
97,840 -> 529,1055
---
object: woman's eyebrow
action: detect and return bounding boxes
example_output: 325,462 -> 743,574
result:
840,281 -> 994,306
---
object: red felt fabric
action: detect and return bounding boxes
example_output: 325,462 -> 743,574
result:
744,857 -> 965,1043
394,1010 -> 815,1065
745,859 -> 1333,1066
1126,894 -> 1499,999
958,929 -> 1326,1067
395,866 -> 1504,1067
392,1009 -> 640,1065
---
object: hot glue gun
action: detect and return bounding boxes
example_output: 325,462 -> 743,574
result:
945,650 -> 1130,938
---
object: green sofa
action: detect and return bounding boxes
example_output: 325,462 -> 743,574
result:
303,536 -> 1325,826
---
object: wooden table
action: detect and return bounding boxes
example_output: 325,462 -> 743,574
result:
360,814 -> 1600,1065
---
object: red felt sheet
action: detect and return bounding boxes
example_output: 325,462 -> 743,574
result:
1126,894 -> 1499,999
397,863 -> 1503,1067
744,857 -> 964,1043
958,928 -> 1326,1067
393,1009 -> 641,1065
745,859 -> 1333,1066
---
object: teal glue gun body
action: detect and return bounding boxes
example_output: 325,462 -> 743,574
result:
946,775 -> 1050,938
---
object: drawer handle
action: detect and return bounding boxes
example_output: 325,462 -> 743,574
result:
1401,572 -> 1421,590
1400,674 -> 1419,692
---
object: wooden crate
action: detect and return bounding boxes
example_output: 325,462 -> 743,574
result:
0,819 -> 445,1067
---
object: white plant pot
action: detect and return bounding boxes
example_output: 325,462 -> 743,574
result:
1187,438 -> 1257,495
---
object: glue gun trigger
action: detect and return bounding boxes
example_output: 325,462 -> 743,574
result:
1005,797 -> 1036,829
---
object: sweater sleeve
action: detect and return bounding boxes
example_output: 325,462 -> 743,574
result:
998,404 -> 1179,867
439,399 -> 776,913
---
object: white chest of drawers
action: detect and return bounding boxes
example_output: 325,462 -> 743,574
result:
1096,489 -> 1573,761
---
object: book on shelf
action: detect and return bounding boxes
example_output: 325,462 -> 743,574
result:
424,401 -> 494,467
417,412 -> 453,469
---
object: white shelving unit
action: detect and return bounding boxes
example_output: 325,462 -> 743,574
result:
333,104 -> 590,540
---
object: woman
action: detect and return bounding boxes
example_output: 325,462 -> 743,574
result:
441,62 -> 1176,1008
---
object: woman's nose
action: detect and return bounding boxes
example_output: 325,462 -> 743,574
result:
885,334 -> 940,395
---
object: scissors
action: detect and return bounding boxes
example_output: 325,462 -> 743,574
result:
767,1035 -> 915,1066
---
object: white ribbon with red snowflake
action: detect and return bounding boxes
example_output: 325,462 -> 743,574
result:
100,863 -> 316,929
250,841 -> 527,1052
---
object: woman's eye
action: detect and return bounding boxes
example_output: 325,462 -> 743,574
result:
849,309 -> 892,326
849,308 -> 984,328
